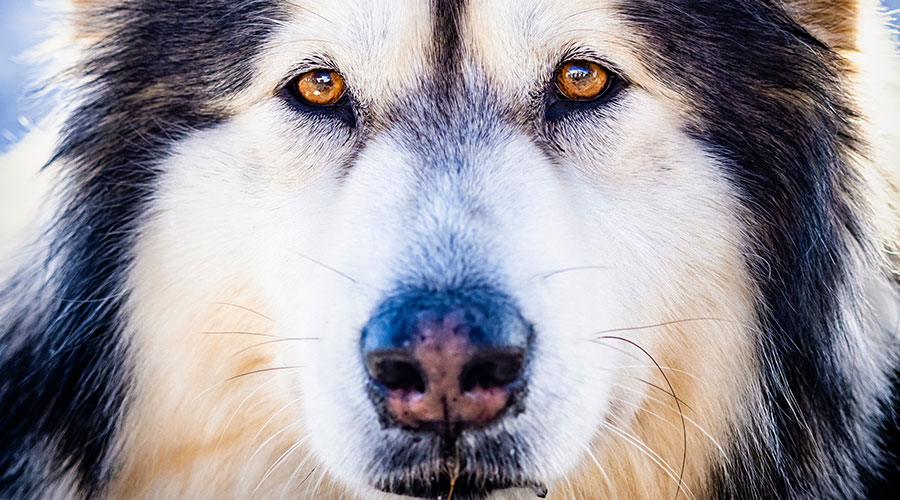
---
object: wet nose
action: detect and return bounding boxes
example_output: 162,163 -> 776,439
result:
361,291 -> 532,435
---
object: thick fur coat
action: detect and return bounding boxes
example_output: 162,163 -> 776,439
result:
1,1 -> 899,499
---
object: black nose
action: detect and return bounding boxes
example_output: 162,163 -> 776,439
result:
361,288 -> 532,435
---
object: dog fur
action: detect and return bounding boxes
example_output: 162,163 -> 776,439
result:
1,1 -> 899,499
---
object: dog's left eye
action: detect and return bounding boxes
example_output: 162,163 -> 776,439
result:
556,60 -> 610,101
545,59 -> 625,121
293,69 -> 346,106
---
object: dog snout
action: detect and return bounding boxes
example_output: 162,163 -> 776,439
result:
361,289 -> 532,435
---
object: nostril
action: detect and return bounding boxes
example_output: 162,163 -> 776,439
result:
367,354 -> 427,393
361,294 -> 534,431
460,349 -> 525,392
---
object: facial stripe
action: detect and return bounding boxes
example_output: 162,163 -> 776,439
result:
0,0 -> 286,495
430,0 -> 467,70
617,0 -> 873,498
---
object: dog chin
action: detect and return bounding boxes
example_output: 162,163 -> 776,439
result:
365,430 -> 546,500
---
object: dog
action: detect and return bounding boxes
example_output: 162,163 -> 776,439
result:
2,0 -> 899,498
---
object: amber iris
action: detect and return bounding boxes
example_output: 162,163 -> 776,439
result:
295,69 -> 346,105
556,61 -> 610,101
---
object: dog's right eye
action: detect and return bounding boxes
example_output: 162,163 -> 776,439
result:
282,68 -> 356,126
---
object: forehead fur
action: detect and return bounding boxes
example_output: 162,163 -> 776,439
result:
242,0 -> 863,106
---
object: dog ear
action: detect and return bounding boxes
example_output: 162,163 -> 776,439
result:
783,0 -> 859,50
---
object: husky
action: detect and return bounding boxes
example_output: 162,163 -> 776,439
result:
2,0 -> 900,499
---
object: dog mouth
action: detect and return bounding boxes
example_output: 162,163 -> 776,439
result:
374,471 -> 547,500
368,431 -> 546,500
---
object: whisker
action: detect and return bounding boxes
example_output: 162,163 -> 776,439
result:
40,290 -> 129,304
309,462 -> 331,499
247,423 -> 299,469
608,396 -> 680,431
226,365 -> 306,382
251,438 -> 308,500
584,337 -> 652,364
210,301 -> 275,322
200,331 -> 284,339
298,466 -> 319,494
589,317 -> 733,338
616,365 -> 707,385
232,337 -> 320,357
280,454 -> 318,500
531,265 -> 610,281
607,381 -> 726,461
561,475 -> 575,500
602,420 -> 683,479
191,364 -> 292,404
633,377 -> 695,411
600,422 -> 696,500
580,443 -> 614,494
214,375 -> 284,454
587,355 -> 708,386
245,397 -> 305,467
587,340 -> 695,410
597,336 -> 688,500
290,249 -> 361,285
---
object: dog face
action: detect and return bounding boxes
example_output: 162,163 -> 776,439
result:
123,1 -> 759,498
14,0 -> 885,499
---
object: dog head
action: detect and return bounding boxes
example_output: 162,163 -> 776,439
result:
34,1 -> 893,499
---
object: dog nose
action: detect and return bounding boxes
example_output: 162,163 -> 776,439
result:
361,291 -> 532,435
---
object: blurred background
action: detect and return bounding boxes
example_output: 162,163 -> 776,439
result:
0,0 -> 898,152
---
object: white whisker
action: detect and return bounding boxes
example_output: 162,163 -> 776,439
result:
214,374 -> 286,454
250,437 -> 308,500
600,422 -> 696,500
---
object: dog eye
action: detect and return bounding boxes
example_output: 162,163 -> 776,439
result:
293,69 -> 346,106
555,60 -> 610,101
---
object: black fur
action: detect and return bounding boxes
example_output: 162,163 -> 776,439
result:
618,0 -> 898,498
0,1 -> 284,497
865,370 -> 900,497
430,0 -> 467,70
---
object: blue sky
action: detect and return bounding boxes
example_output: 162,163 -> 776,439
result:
1,0 -> 899,152
1,1 -> 49,150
